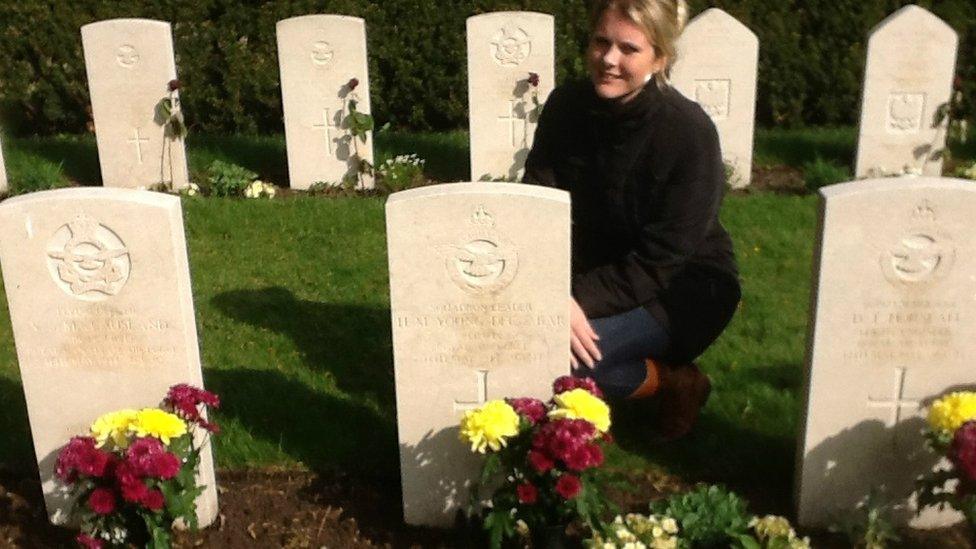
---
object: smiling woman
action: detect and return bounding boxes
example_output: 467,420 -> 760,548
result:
523,0 -> 740,440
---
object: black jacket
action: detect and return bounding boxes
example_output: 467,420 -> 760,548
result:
523,79 -> 740,363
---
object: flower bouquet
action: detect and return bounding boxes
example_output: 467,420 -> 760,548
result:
916,391 -> 976,530
56,384 -> 219,549
460,375 -> 614,548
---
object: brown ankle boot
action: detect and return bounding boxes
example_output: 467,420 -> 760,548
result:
655,362 -> 711,440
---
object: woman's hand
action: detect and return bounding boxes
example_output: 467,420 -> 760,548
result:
570,298 -> 602,369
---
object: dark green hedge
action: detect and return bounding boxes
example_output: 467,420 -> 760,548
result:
0,0 -> 971,135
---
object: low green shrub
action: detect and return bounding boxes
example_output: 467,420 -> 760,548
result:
204,159 -> 257,197
5,156 -> 67,195
649,485 -> 753,547
801,156 -> 850,191
375,153 -> 426,194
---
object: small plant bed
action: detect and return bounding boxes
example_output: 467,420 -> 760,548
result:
2,467 -> 974,548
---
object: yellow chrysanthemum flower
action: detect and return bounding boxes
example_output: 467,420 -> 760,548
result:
548,388 -> 611,433
459,400 -> 520,453
928,392 -> 976,434
130,408 -> 188,445
90,409 -> 139,448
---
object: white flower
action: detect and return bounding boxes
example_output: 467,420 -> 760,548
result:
661,517 -> 678,534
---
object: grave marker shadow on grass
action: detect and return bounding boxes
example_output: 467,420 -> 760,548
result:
203,367 -> 398,478
0,375 -> 35,476
210,286 -> 394,403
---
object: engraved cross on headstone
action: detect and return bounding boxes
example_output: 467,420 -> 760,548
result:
454,369 -> 489,412
312,108 -> 341,155
497,100 -> 527,148
867,367 -> 921,427
127,128 -> 149,164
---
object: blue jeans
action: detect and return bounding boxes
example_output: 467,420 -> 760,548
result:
576,307 -> 671,400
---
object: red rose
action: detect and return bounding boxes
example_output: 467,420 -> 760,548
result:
507,397 -> 546,424
527,72 -> 540,87
127,437 -> 166,476
347,77 -> 360,91
141,489 -> 165,511
115,461 -> 149,503
555,474 -> 582,499
152,452 -> 181,479
168,79 -> 181,92
56,437 -> 112,483
517,482 -> 538,504
528,450 -> 554,473
76,533 -> 104,549
165,384 -> 220,432
951,421 -> 976,482
552,375 -> 603,398
87,488 -> 117,515
586,443 -> 604,468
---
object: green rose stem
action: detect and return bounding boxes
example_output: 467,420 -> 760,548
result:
342,77 -> 374,190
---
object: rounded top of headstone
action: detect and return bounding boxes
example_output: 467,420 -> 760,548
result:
276,14 -> 365,31
81,18 -> 171,35
684,8 -> 758,42
385,182 -> 569,206
466,11 -> 554,24
0,188 -> 180,210
868,4 -> 957,42
819,177 -> 975,200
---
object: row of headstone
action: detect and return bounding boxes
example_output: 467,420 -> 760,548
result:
75,11 -> 762,191
2,178 -> 973,529
387,174 -> 976,529
0,188 -> 218,525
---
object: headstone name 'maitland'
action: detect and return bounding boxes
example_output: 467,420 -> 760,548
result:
796,177 -> 975,529
670,8 -> 758,188
0,188 -> 216,526
854,5 -> 958,178
82,19 -> 189,189
387,183 -> 570,526
277,15 -> 374,190
467,12 -> 554,182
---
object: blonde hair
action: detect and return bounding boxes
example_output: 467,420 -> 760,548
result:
589,0 -> 688,88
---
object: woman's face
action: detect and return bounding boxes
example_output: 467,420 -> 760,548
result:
587,7 -> 666,102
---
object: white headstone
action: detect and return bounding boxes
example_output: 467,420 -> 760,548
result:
467,12 -> 554,182
796,177 -> 974,528
671,8 -> 759,188
0,188 -> 216,526
81,19 -> 189,190
387,183 -> 570,526
277,15 -> 374,190
854,5 -> 958,178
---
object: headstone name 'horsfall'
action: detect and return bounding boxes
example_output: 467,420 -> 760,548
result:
387,182 -> 570,526
796,176 -> 974,529
854,5 -> 958,178
0,188 -> 217,526
467,12 -> 554,182
670,8 -> 759,188
82,19 -> 189,190
277,14 -> 374,190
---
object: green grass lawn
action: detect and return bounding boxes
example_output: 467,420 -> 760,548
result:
0,191 -> 817,514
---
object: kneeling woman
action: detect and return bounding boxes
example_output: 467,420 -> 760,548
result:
524,0 -> 740,438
